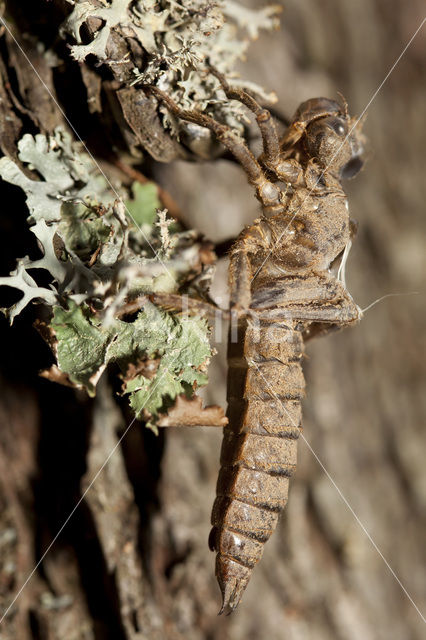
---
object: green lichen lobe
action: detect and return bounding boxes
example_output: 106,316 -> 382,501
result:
51,300 -> 211,424
0,127 -> 214,426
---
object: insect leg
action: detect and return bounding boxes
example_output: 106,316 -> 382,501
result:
228,223 -> 271,310
115,293 -> 228,320
252,274 -> 362,326
284,297 -> 361,325
209,68 -> 281,169
229,246 -> 253,311
209,69 -> 306,186
300,292 -> 363,340
144,86 -> 282,212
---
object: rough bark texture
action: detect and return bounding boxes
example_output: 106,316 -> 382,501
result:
0,1 -> 425,639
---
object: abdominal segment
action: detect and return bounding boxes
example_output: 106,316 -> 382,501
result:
210,318 -> 305,612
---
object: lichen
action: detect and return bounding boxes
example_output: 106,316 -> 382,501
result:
62,0 -> 280,134
0,1 -> 279,427
0,129 -> 214,425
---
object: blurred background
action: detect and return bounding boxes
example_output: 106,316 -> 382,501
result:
0,1 -> 425,638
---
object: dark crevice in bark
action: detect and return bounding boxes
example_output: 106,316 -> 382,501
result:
28,609 -> 43,640
51,57 -> 99,139
118,413 -> 166,582
34,387 -> 127,640
66,505 -> 127,640
0,44 -> 36,140
5,0 -> 71,48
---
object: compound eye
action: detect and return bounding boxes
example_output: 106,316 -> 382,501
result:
326,117 -> 347,136
341,155 -> 364,179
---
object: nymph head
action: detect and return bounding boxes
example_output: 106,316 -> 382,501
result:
302,100 -> 366,179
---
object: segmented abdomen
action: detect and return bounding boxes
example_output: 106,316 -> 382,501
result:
209,316 -> 305,612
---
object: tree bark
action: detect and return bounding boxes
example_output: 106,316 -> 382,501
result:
0,1 -> 425,639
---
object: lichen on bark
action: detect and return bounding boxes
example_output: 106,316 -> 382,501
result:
0,128 -> 214,426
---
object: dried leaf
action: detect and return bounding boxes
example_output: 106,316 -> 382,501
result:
157,395 -> 228,428
116,87 -> 181,162
80,62 -> 103,114
0,57 -> 23,158
39,365 -> 78,389
123,358 -> 160,382
6,32 -> 63,132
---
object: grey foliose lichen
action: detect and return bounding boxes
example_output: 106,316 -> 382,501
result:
0,1 -> 281,425
0,129 -> 213,425
62,0 -> 280,134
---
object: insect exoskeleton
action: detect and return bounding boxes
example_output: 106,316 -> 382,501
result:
145,70 -> 365,612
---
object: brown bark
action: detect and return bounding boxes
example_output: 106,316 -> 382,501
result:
0,1 -> 425,639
